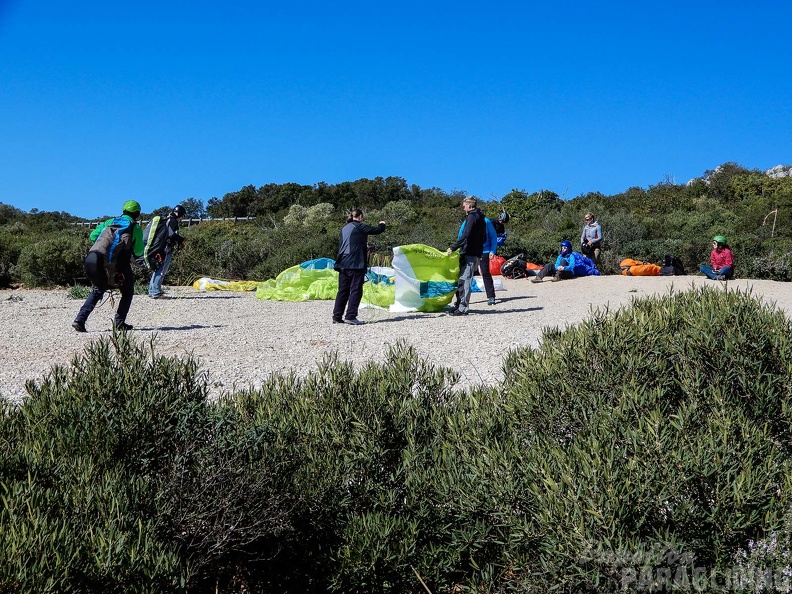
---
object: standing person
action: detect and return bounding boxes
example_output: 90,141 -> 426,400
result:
493,211 -> 509,248
580,212 -> 603,264
531,240 -> 578,283
72,200 -> 144,332
700,235 -> 735,280
148,205 -> 186,299
446,196 -> 486,316
332,209 -> 386,325
457,212 -> 498,305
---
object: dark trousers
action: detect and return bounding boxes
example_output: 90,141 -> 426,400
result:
333,268 -> 365,321
581,241 -> 602,264
479,253 -> 495,299
75,253 -> 134,325
535,263 -> 574,281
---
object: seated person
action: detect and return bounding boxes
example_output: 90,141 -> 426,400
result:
700,235 -> 734,280
531,240 -> 578,283
580,212 -> 603,263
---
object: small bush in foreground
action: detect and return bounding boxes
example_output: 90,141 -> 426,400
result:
499,285 -> 792,591
0,332 -> 291,593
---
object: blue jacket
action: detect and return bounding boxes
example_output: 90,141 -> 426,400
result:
571,252 -> 600,276
450,208 -> 486,257
554,250 -> 579,272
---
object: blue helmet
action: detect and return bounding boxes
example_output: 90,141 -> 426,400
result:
560,240 -> 572,250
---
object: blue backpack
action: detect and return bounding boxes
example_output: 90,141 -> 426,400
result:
87,217 -> 136,288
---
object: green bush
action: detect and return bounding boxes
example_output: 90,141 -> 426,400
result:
499,285 -> 792,591
747,242 -> 792,281
227,345 -> 466,592
3,287 -> 792,592
0,232 -> 23,287
15,234 -> 87,287
66,282 -> 152,300
0,332 -> 290,593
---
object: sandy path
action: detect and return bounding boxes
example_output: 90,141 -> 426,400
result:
2,276 -> 790,401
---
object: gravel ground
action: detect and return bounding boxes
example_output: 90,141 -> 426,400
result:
2,276 -> 792,402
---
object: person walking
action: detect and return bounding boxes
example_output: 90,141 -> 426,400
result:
446,196 -> 486,316
72,200 -> 144,332
148,205 -> 186,299
332,209 -> 386,325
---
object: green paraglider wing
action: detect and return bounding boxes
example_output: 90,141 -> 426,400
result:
255,246 -> 458,312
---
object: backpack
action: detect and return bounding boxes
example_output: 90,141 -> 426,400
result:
500,253 -> 528,279
489,254 -> 506,276
86,217 -> 136,289
142,215 -> 170,270
659,255 -> 686,276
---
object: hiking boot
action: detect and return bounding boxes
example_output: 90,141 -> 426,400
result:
343,318 -> 365,325
551,275 -> 561,282
332,318 -> 344,324
487,298 -> 496,305
530,278 -> 542,284
72,320 -> 86,333
114,321 -> 134,331
449,309 -> 468,316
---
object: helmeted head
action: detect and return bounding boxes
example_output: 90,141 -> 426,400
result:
713,235 -> 727,246
172,205 -> 186,218
122,200 -> 141,220
560,240 -> 572,253
498,211 -> 510,224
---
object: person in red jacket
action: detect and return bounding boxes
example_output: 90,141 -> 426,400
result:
700,235 -> 734,280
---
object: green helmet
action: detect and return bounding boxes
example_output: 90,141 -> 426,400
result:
122,200 -> 141,215
712,235 -> 727,244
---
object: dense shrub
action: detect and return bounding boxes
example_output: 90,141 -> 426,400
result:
15,233 -> 87,287
0,233 -> 23,287
3,287 -> 792,592
0,332 -> 291,593
499,285 -> 792,591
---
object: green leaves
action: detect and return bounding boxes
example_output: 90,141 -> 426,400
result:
3,287 -> 792,592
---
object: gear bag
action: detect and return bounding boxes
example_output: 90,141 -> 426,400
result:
489,254 -> 506,276
501,253 -> 528,279
659,255 -> 686,276
142,215 -> 169,270
85,217 -> 135,289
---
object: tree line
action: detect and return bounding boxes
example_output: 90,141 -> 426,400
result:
1,163 -> 790,288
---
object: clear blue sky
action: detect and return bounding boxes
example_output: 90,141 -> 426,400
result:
1,0 -> 790,218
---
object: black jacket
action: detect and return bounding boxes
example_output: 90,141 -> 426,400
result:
450,208 -> 486,258
164,214 -> 185,252
334,221 -> 386,270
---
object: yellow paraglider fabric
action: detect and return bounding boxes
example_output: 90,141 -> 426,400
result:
192,277 -> 262,291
